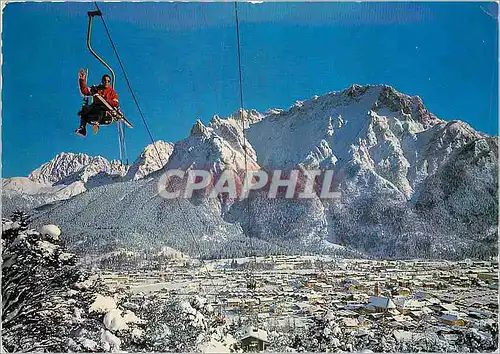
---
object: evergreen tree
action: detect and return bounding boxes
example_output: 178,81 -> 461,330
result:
2,216 -> 144,352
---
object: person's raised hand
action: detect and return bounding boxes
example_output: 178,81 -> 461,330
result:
78,69 -> 87,80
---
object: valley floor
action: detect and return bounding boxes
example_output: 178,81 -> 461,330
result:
97,255 -> 498,352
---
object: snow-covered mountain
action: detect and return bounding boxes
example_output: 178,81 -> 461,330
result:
2,144 -> 179,214
28,152 -> 125,185
246,85 -> 483,199
124,141 -> 174,181
2,152 -> 126,213
240,84 -> 496,258
4,84 -> 497,259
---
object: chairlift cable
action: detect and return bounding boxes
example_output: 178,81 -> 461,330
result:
93,2 -> 159,167
119,122 -> 129,166
116,122 -> 123,164
92,1 -> 221,305
234,0 -> 259,322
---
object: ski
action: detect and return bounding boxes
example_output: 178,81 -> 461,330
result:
93,94 -> 134,128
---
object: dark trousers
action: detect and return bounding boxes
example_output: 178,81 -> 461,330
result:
79,103 -> 109,127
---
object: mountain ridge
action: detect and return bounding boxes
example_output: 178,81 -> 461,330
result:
3,84 -> 497,259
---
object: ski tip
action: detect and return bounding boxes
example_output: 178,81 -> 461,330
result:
121,119 -> 133,128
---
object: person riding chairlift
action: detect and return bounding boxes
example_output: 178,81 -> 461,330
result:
76,69 -> 120,136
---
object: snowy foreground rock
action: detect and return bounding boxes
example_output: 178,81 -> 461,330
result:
38,224 -> 61,239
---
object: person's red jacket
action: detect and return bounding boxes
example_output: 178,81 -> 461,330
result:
79,78 -> 119,108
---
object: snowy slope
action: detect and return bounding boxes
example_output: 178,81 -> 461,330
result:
412,137 -> 498,258
32,173 -> 252,257
2,177 -> 86,208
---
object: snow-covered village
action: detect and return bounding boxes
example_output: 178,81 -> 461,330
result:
103,253 -> 499,351
2,214 -> 498,352
3,2 -> 499,353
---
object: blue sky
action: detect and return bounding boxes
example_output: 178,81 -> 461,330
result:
2,2 -> 498,177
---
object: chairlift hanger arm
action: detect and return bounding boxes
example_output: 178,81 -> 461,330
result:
86,10 -> 116,89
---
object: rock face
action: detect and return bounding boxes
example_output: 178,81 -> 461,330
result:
3,85 -> 497,259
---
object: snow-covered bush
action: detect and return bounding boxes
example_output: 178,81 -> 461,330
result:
128,293 -> 233,352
